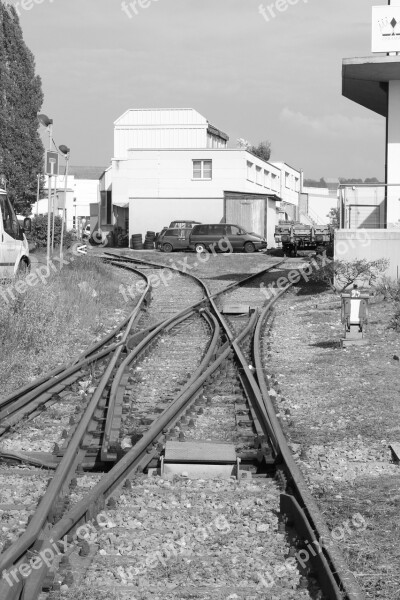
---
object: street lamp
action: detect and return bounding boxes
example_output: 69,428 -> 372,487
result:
38,114 -> 54,264
58,145 -> 70,261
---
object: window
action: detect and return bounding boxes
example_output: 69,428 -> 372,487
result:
256,166 -> 262,185
0,194 -> 20,240
285,172 -> 291,189
271,173 -> 278,191
227,225 -> 245,235
193,160 -> 212,180
264,170 -> 271,188
295,177 -> 300,192
209,224 -> 225,236
247,161 -> 254,182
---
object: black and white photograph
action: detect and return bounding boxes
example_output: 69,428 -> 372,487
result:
0,1 -> 399,599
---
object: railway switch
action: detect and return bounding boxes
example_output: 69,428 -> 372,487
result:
340,287 -> 369,347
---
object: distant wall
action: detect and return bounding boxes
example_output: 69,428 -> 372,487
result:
335,229 -> 400,280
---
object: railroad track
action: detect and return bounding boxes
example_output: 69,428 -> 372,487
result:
0,252 -> 364,600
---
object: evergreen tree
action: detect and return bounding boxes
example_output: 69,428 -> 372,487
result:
249,140 -> 272,162
0,2 -> 44,214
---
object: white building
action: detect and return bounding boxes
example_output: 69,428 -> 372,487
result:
98,108 -> 302,247
31,166 -> 104,232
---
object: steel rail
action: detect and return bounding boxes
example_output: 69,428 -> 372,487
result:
253,298 -> 365,600
100,253 -> 286,460
0,256 -> 282,598
0,263 -> 150,434
0,272 -> 153,584
1,254 -> 333,600
0,311 -> 223,600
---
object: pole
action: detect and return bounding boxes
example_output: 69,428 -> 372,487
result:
36,174 -> 40,217
60,153 -> 69,261
51,174 -> 58,251
46,123 -> 53,264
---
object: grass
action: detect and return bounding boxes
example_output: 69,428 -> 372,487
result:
0,252 -> 137,398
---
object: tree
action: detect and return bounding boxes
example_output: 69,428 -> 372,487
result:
364,177 -> 381,184
236,138 -> 251,150
249,140 -> 271,162
0,2 -> 44,214
310,257 -> 389,293
327,207 -> 340,228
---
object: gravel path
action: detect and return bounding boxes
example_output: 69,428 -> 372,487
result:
266,288 -> 400,600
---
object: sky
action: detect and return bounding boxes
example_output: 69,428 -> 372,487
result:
13,0 -> 391,180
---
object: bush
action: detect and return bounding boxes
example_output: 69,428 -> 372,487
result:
373,276 -> 400,302
310,257 -> 390,293
392,305 -> 400,331
26,215 -> 76,249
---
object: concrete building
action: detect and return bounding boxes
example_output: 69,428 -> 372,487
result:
301,179 -> 339,226
99,108 -> 301,247
340,2 -> 400,279
31,166 -> 104,233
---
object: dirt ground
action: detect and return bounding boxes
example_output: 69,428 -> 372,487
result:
268,284 -> 400,600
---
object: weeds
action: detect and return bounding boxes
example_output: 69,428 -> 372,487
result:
373,277 -> 400,330
0,254 -> 135,397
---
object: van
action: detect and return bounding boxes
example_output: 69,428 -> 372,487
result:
189,223 -> 267,254
156,228 -> 192,252
0,187 -> 30,278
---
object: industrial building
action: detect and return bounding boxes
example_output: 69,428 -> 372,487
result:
96,108 -> 302,247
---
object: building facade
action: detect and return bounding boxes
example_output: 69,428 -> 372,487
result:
100,108 -> 302,247
31,166 -> 104,233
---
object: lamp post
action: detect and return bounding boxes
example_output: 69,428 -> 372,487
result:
58,145 -> 70,261
38,113 -> 53,264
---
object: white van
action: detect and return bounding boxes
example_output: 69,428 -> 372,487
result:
0,187 -> 30,278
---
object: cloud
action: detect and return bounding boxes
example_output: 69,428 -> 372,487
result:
279,107 -> 383,138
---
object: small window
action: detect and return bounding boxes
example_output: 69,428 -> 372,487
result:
193,160 -> 212,180
247,161 -> 254,182
285,172 -> 291,188
264,170 -> 271,188
166,229 -> 179,237
256,166 -> 262,185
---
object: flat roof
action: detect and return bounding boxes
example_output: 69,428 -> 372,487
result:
341,56 -> 400,116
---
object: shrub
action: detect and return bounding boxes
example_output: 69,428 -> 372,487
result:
310,257 -> 390,293
392,305 -> 400,331
373,276 -> 400,302
25,215 -> 76,249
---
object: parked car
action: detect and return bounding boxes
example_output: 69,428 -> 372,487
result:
156,227 -> 192,252
155,220 -> 201,246
189,223 -> 267,254
169,220 -> 201,229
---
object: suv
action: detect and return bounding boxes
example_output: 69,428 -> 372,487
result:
189,223 -> 267,254
156,228 -> 192,252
